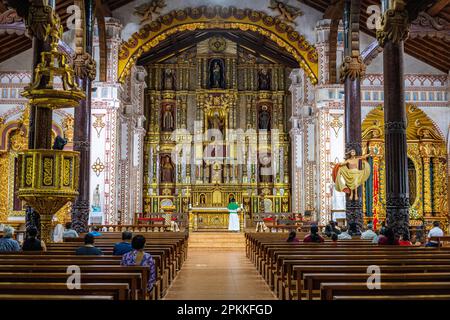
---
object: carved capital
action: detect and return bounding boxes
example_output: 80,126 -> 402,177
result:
73,52 -> 97,81
376,1 -> 410,47
339,56 -> 366,83
26,1 -> 59,41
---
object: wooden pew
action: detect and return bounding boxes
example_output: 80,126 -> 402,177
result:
303,272 -> 450,300
320,282 -> 450,300
0,283 -> 129,300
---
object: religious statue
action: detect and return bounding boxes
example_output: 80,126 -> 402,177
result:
134,0 -> 166,25
259,155 -> 272,183
161,155 -> 174,183
209,59 -> 225,89
208,112 -> 224,133
258,68 -> 271,90
52,136 -> 68,150
268,0 -> 303,26
200,194 -> 206,205
163,68 -> 175,90
211,161 -> 222,184
259,107 -> 271,131
162,105 -> 174,131
332,149 -> 371,201
92,184 -> 101,212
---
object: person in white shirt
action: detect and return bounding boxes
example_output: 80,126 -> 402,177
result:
62,222 -> 79,239
337,226 -> 352,240
361,224 -> 377,241
426,221 -> 444,247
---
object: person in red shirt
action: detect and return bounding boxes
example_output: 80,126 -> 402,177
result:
399,232 -> 412,246
303,224 -> 325,243
377,227 -> 399,245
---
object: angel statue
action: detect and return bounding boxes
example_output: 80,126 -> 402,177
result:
134,0 -> 166,25
268,0 -> 303,26
332,149 -> 371,201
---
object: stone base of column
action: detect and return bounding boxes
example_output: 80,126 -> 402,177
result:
71,200 -> 90,233
346,199 -> 363,235
386,207 -> 409,237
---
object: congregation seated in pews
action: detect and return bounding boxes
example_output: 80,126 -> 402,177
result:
0,225 -> 188,300
246,221 -> 450,300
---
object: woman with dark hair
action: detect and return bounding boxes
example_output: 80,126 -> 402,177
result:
22,227 -> 47,252
286,231 -> 299,243
303,224 -> 324,243
121,235 -> 156,292
377,227 -> 399,245
399,232 -> 412,246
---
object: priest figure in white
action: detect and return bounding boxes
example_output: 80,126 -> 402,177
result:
228,197 -> 240,232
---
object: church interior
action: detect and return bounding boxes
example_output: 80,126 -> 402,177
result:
0,0 -> 449,302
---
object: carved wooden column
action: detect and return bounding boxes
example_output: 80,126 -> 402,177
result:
423,156 -> 432,217
72,0 -> 96,232
340,0 -> 365,233
376,0 -> 410,236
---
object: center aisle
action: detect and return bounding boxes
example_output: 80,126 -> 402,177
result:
163,232 -> 277,300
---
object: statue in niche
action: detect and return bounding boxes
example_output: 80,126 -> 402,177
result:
208,112 -> 224,133
259,155 -> 272,183
161,155 -> 174,183
258,68 -> 271,90
162,105 -> 174,131
259,106 -> 271,131
211,161 -> 222,184
200,194 -> 206,205
209,59 -> 225,89
92,185 -> 101,212
163,68 -> 175,90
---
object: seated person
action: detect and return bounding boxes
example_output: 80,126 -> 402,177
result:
75,234 -> 103,255
337,225 -> 352,240
361,223 -> 377,241
286,231 -> 300,243
324,220 -> 341,237
399,232 -> 412,246
88,226 -> 103,237
121,235 -> 156,292
63,222 -> 79,239
331,232 -> 338,243
22,227 -> 47,252
113,231 -> 133,255
303,224 -> 325,243
0,226 -> 20,252
377,227 -> 399,245
425,221 -> 444,247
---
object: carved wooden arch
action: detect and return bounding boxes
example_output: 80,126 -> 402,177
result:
117,6 -> 319,84
362,104 -> 445,142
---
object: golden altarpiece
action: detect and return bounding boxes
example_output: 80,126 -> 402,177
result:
362,105 -> 448,231
142,37 -> 291,228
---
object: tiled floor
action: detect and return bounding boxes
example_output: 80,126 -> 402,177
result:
163,249 -> 277,300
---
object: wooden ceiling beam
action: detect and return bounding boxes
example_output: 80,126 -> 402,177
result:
136,32 -> 211,65
220,31 -> 298,67
0,41 -> 31,63
427,0 -> 450,16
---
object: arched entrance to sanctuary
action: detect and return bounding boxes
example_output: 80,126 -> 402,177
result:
362,104 -> 448,231
117,6 -> 319,227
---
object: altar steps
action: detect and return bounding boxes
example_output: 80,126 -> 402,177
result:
188,232 -> 246,249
